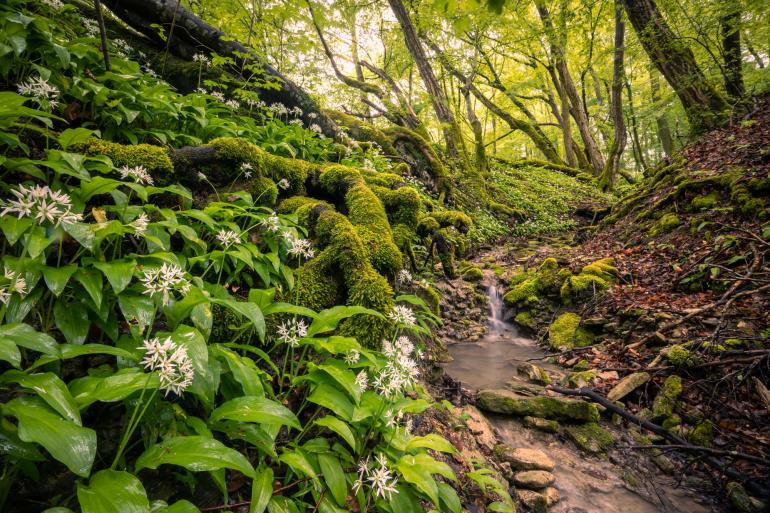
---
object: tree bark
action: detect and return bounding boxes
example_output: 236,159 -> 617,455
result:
720,0 -> 745,99
100,0 -> 345,141
386,0 -> 467,161
625,78 -> 648,172
649,67 -> 674,157
620,0 -> 728,133
601,0 -> 627,191
461,79 -> 488,174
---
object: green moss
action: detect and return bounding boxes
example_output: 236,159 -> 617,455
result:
292,250 -> 341,311
567,370 -> 598,388
361,170 -> 404,189
650,213 -> 681,236
251,175 -> 278,206
417,283 -> 440,315
325,110 -> 397,155
428,210 -> 473,233
565,423 -> 616,454
572,359 -> 591,371
371,185 -> 421,229
416,216 -> 440,236
581,258 -> 617,281
689,420 -> 714,447
210,303 -> 241,343
477,389 -> 600,422
514,310 -> 536,329
383,125 -> 450,196
665,345 -> 700,367
504,277 -> 540,305
79,138 -> 174,175
690,192 -> 719,211
652,375 -> 682,420
548,313 -> 593,349
560,258 -> 615,304
462,266 -> 484,282
504,258 -> 565,306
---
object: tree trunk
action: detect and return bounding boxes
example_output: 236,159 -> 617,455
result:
348,9 -> 370,117
625,78 -> 648,172
620,0 -> 728,133
601,0 -> 627,191
720,0 -> 745,99
535,0 -> 606,175
649,67 -> 674,156
100,0 -> 345,141
462,81 -> 487,174
386,0 -> 467,161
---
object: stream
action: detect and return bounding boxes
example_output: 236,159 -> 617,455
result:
443,275 -> 715,513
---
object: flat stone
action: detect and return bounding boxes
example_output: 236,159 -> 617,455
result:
544,486 -> 561,507
496,445 -> 555,471
564,423 -> 616,454
506,380 -> 546,396
517,362 -> 551,385
523,416 -> 559,433
513,470 -> 555,489
516,489 -> 547,513
459,405 -> 497,451
478,389 -> 600,422
606,372 -> 650,402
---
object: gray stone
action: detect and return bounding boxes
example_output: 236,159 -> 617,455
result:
516,489 -> 547,513
496,445 -> 555,471
478,389 -> 600,422
517,362 -> 551,385
606,372 -> 650,402
544,486 -> 561,507
513,470 -> 555,489
523,416 -> 559,433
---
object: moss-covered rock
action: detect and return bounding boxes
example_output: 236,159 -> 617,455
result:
726,482 -> 765,513
689,420 -> 714,447
665,344 -> 701,367
548,313 -> 593,349
503,257 -> 564,306
560,258 -> 616,304
564,423 -> 615,454
652,375 -> 682,421
461,266 -> 484,282
650,212 -> 681,236
477,389 -> 599,422
79,138 -> 174,175
514,310 -> 536,329
690,191 -> 719,211
517,362 -> 551,385
523,416 -> 560,433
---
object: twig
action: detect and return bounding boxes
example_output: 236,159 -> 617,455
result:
93,0 -> 111,71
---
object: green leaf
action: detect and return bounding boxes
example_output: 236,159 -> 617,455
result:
4,397 -> 96,477
168,326 -> 218,408
313,362 -> 360,403
118,294 -> 156,338
93,259 -> 136,294
308,383 -> 354,421
77,469 -> 150,513
69,369 -> 158,408
211,298 -> 265,340
210,396 -> 300,430
318,453 -> 346,506
54,300 -> 91,345
388,484 -> 423,513
30,343 -> 137,370
396,454 -> 440,506
58,128 -> 94,150
406,434 -> 456,454
313,416 -> 357,452
278,450 -> 317,479
162,500 -> 200,513
63,222 -> 96,251
212,346 -> 264,396
2,370 -> 81,425
0,323 -> 59,356
307,306 -> 384,337
0,338 -> 21,368
135,436 -> 255,478
0,216 -> 33,245
438,482 -> 462,513
42,264 -> 77,296
74,268 -> 103,309
250,466 -> 273,513
0,421 -> 45,461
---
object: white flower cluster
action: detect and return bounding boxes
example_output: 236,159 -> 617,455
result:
289,118 -> 303,126
344,350 -> 360,366
17,76 -> 59,110
276,318 -> 308,348
210,91 -> 225,102
269,102 -> 288,116
1,184 -> 82,226
192,53 -> 211,66
388,305 -> 415,326
245,98 -> 265,109
225,99 -> 241,110
118,165 -> 154,185
260,213 -> 281,233
130,213 -> 150,235
355,371 -> 368,391
307,112 -> 318,119
83,18 -> 100,38
112,38 -> 132,58
140,263 -> 190,306
277,178 -> 290,190
309,123 -> 323,134
196,87 -> 208,95
352,454 -> 398,499
41,0 -> 64,9
240,162 -> 253,179
373,335 -> 419,398
396,269 -> 412,286
216,229 -> 240,248
0,268 -> 28,305
289,106 -> 303,117
140,337 -> 194,396
284,232 -> 314,259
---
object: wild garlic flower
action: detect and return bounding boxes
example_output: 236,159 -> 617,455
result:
344,350 -> 360,366
216,229 -> 240,248
355,371 -> 368,391
268,102 -> 288,115
196,87 -> 208,95
367,454 -> 398,499
260,213 -> 281,233
244,170 -> 253,179
112,38 -> 131,57
245,98 -> 264,109
307,112 -> 318,119
1,268 -> 27,299
130,213 -> 150,235
277,178 -> 290,190
140,337 -> 194,396
197,172 -> 207,181
210,91 -> 225,102
290,106 -> 303,116
276,318 -> 308,348
0,289 -> 10,305
17,76 -> 59,110
374,335 -> 419,398
192,53 -> 210,66
289,118 -> 303,126
140,263 -> 190,306
309,123 -> 323,134
1,184 -> 82,227
118,165 -> 154,185
388,305 -> 415,326
83,18 -> 100,37
284,233 -> 315,259
225,99 -> 241,110
41,0 -> 64,9
240,162 -> 253,172
362,158 -> 374,170
396,269 -> 412,286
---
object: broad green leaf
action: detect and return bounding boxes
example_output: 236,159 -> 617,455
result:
406,434 -> 456,454
0,323 -> 59,356
0,338 -> 21,368
438,482 -> 462,513
118,294 -> 156,338
0,421 -> 45,461
69,369 -> 158,408
63,222 -> 96,250
54,300 -> 91,345
0,216 -> 33,245
249,466 -> 273,513
30,343 -> 137,370
210,396 -> 300,430
4,397 -> 96,477
2,370 -> 81,425
318,453 -> 346,506
396,454 -> 440,506
307,306 -> 384,337
210,298 -> 265,340
313,416 -> 357,452
308,383 -> 354,421
313,362 -> 360,402
135,436 -> 255,478
74,268 -> 103,309
212,346 -> 264,396
388,484 -> 423,513
93,259 -> 136,294
58,128 -> 94,150
162,500 -> 200,513
42,264 -> 77,296
278,450 -> 317,479
213,421 -> 276,458
168,326 -> 218,408
77,469 -> 150,513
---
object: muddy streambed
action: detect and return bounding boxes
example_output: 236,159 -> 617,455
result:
443,278 -> 714,513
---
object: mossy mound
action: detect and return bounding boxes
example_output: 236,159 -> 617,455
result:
650,212 -> 681,236
564,423 -> 616,454
461,266 -> 484,282
651,375 -> 682,421
548,313 -> 593,349
665,344 -> 701,367
514,310 -> 536,329
689,420 -> 714,447
560,258 -> 616,305
79,138 -> 174,175
477,389 -> 600,422
503,258 -> 563,306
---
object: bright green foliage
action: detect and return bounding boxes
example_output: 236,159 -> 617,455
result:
689,421 -> 714,447
79,138 -> 174,174
548,313 -> 594,349
461,266 -> 484,281
503,257 -> 562,306
560,258 -> 616,304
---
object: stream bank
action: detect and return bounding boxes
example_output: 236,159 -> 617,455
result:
433,240 -> 719,513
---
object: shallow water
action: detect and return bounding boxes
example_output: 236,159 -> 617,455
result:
443,276 -> 715,513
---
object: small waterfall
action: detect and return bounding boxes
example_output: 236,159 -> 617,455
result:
487,282 -> 507,333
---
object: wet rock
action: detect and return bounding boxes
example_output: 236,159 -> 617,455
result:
523,416 -> 559,433
478,389 -> 600,422
651,375 -> 682,421
516,489 -> 547,512
566,370 -> 597,388
506,380 -> 546,396
564,423 -> 616,454
495,445 -> 555,471
517,362 -> 551,385
726,482 -> 765,513
459,405 -> 497,451
543,486 -> 561,507
606,372 -> 650,402
513,470 -> 555,489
